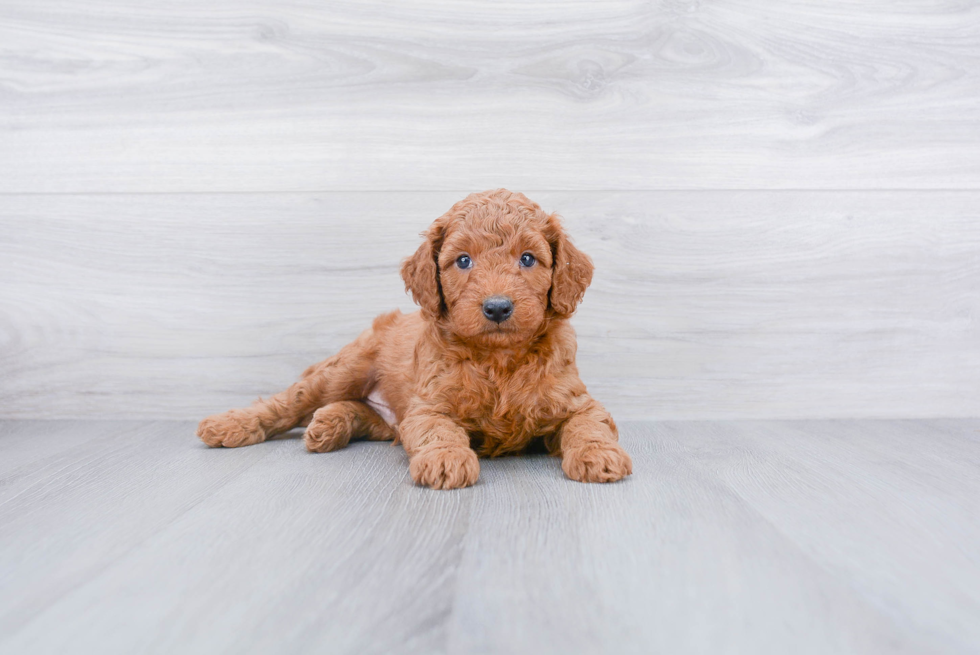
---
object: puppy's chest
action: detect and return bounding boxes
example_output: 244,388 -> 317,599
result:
451,365 -> 567,452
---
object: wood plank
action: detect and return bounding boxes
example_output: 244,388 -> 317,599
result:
0,421 -> 273,641
1,191 -> 977,420
0,420 -> 134,478
698,419 -> 980,650
1,1 -> 979,192
2,419 -> 978,653
444,420 -> 978,654
0,421 -> 468,655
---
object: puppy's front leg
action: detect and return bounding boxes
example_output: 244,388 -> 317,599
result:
557,398 -> 632,483
400,407 -> 479,490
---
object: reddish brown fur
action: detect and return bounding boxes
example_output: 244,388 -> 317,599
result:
197,189 -> 632,489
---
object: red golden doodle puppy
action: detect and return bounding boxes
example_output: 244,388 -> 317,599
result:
197,189 -> 632,489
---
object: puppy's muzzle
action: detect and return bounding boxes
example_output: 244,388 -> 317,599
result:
482,296 -> 514,323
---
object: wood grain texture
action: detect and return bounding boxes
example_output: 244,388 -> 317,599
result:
1,1 -> 979,192
1,419 -> 978,654
1,191 -> 977,420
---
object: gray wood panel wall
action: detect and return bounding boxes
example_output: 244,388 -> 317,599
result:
1,1 -> 978,420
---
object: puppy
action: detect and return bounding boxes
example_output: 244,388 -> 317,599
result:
197,189 -> 632,489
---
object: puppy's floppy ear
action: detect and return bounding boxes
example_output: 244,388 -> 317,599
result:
401,221 -> 445,319
546,213 -> 594,318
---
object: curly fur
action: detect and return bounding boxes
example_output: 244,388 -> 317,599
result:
198,189 -> 632,489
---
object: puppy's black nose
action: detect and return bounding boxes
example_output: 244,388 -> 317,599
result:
482,296 -> 514,323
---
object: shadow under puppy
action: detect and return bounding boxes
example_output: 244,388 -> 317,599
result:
198,189 -> 632,489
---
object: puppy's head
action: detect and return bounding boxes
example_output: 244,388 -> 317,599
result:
401,189 -> 593,346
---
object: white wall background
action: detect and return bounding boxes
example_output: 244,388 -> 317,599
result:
1,1 -> 978,420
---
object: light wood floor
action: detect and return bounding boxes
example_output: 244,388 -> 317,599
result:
1,419 -> 977,654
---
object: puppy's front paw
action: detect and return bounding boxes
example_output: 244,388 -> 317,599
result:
409,443 -> 480,490
562,441 -> 632,483
197,411 -> 265,448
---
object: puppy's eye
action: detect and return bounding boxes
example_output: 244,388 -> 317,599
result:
519,252 -> 536,267
456,254 -> 472,270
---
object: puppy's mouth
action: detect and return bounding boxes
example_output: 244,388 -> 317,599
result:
482,322 -> 520,334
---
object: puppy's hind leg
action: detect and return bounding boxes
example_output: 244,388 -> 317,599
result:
304,400 -> 396,453
197,335 -> 377,448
